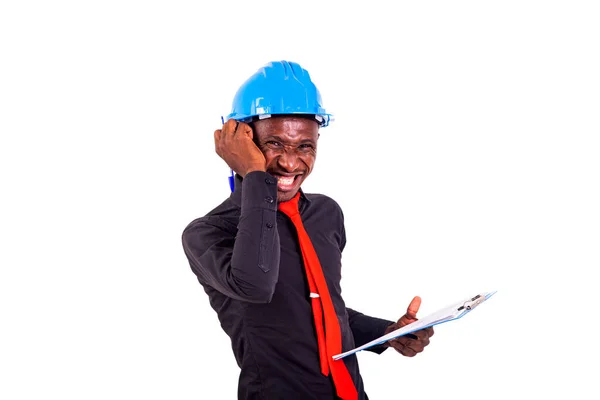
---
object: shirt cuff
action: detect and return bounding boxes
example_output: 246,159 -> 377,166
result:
241,171 -> 279,213
367,317 -> 395,355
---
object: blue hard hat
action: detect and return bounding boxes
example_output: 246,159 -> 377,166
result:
225,61 -> 332,127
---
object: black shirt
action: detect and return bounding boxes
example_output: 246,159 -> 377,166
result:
182,171 -> 393,399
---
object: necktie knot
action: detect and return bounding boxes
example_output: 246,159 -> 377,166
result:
278,192 -> 301,217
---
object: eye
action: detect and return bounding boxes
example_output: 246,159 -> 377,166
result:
299,144 -> 314,150
265,140 -> 282,147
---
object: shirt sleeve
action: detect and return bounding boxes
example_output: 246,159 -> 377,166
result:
181,171 -> 280,303
346,308 -> 394,354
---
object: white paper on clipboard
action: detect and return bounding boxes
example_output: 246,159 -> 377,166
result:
332,291 -> 497,361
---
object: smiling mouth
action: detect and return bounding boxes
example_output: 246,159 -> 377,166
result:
277,175 -> 295,185
271,174 -> 301,191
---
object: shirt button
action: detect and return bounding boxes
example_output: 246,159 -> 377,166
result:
265,196 -> 274,204
266,223 -> 273,228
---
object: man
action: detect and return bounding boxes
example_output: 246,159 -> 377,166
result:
182,60 -> 434,399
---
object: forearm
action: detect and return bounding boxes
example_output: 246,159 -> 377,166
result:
182,171 -> 281,303
229,171 -> 280,300
347,308 -> 394,354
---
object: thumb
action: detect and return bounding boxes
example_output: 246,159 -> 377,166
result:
397,296 -> 421,327
406,296 -> 421,319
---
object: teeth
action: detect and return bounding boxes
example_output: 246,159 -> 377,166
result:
278,176 -> 294,185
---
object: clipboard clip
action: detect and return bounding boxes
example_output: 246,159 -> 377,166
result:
458,294 -> 487,311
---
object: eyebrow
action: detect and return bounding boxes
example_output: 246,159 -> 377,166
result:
264,135 -> 316,144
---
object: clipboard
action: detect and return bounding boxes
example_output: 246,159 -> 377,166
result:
333,291 -> 497,361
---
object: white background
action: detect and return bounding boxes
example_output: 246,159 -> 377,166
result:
1,1 -> 599,399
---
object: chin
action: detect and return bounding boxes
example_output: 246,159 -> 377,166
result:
277,191 -> 298,203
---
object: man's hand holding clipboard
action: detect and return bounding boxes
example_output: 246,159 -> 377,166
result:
333,291 -> 497,361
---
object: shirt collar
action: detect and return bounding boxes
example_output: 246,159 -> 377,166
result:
230,173 -> 312,210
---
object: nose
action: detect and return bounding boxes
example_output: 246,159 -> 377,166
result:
276,150 -> 300,172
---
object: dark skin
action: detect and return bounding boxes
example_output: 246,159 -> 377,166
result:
214,116 -> 318,202
213,115 -> 434,356
382,296 -> 434,357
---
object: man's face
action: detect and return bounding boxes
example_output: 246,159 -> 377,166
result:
253,116 -> 319,202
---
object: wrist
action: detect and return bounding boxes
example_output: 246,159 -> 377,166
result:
240,165 -> 266,177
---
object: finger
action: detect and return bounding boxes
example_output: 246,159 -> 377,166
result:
397,296 -> 421,326
391,341 -> 417,357
410,329 -> 430,341
404,342 -> 426,356
403,348 -> 418,357
398,314 -> 418,328
405,327 -> 434,340
214,129 -> 222,154
396,335 -> 429,354
227,120 -> 240,138
389,340 -> 406,354
410,335 -> 430,349
231,120 -> 240,137
222,119 -> 239,139
390,336 -> 412,348
406,296 -> 421,319
236,121 -> 253,139
391,331 -> 427,346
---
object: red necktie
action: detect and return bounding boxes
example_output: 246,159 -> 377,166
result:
279,193 -> 358,400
